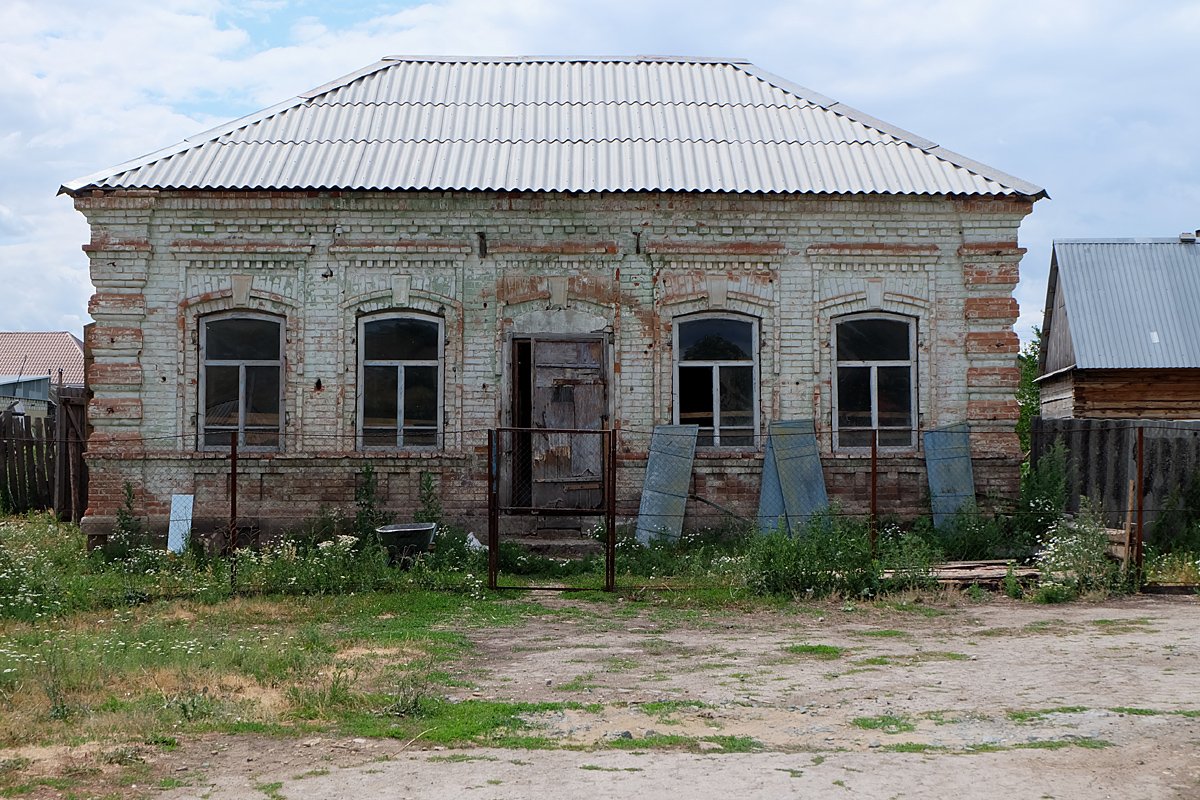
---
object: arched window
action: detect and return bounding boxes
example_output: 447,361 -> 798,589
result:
200,312 -> 284,450
833,314 -> 917,449
674,315 -> 758,447
358,314 -> 443,449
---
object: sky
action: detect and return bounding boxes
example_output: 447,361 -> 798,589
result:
1,0 -> 1198,342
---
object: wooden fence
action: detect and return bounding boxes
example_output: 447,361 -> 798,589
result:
1031,417 -> 1200,537
1,389 -> 88,522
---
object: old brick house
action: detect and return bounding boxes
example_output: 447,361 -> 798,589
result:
62,56 -> 1042,539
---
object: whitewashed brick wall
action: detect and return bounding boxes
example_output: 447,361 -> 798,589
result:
75,189 -> 1031,537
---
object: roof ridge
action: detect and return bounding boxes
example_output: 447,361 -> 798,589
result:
1055,238 -> 1190,244
379,55 -> 750,64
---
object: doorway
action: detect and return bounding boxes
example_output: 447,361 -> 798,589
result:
509,335 -> 608,510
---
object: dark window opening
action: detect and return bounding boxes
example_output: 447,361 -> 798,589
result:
201,314 -> 283,450
675,316 -> 758,447
834,315 -> 916,450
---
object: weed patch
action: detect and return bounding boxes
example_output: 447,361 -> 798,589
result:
1007,706 -> 1088,723
882,742 -> 946,753
784,643 -> 846,660
850,714 -> 915,734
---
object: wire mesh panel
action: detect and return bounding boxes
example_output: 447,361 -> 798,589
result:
488,427 -> 616,590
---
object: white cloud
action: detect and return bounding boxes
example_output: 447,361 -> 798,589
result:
1,0 -> 1197,343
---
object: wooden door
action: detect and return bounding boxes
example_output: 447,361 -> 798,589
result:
528,336 -> 607,510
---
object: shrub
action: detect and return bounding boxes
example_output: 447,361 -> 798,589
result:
232,534 -> 399,595
0,514 -> 89,620
876,525 -> 941,591
1034,503 -> 1123,599
1149,470 -> 1200,554
1014,440 -> 1069,550
1003,562 -> 1025,599
615,519 -> 753,580
105,482 -> 161,569
414,472 -> 442,525
920,505 -> 1018,561
739,512 -> 878,598
1144,550 -> 1200,585
353,464 -> 391,540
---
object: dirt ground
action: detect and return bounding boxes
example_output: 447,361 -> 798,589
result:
44,594 -> 1200,798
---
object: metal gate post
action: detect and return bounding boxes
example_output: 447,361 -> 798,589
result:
487,429 -> 499,590
869,429 -> 878,556
228,431 -> 238,556
605,429 -> 616,592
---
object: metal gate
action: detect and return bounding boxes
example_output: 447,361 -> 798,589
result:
487,427 -> 617,591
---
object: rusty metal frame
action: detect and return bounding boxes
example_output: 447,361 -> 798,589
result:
487,426 -> 617,592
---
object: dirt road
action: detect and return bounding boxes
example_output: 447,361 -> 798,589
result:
158,594 -> 1200,799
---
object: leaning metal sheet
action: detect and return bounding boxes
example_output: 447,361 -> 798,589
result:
757,420 -> 828,535
924,423 -> 975,529
635,425 -> 699,544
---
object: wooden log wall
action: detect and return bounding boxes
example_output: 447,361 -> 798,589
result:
1072,369 -> 1200,419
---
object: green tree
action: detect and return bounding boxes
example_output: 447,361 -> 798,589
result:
1016,327 -> 1041,453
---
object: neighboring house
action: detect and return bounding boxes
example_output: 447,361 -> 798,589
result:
61,56 -> 1043,539
1038,234 -> 1200,418
0,331 -> 85,419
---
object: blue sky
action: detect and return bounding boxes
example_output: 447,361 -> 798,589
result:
2,0 -> 1198,341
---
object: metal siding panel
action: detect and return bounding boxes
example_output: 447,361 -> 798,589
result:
924,423 -> 976,529
757,420 -> 828,535
635,425 -> 699,544
1055,240 -> 1200,369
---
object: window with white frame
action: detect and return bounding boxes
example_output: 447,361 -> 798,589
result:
674,315 -> 758,447
833,313 -> 917,449
359,314 -> 443,449
200,313 -> 284,450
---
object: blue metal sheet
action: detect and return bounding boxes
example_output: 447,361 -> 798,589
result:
635,425 -> 698,544
757,420 -> 828,535
924,423 -> 975,529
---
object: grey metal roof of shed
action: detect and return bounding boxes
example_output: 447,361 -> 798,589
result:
1052,239 -> 1200,369
62,56 -> 1044,197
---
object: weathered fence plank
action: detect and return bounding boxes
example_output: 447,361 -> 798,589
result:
1032,417 -> 1200,538
0,398 -> 86,518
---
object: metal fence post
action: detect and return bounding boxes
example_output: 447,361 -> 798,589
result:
605,428 -> 616,593
1135,425 -> 1145,580
869,429 -> 878,556
228,431 -> 238,556
487,429 -> 498,590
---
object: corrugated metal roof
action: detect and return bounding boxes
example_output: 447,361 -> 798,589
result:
62,56 -> 1044,197
0,332 -> 85,386
1052,239 -> 1200,369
